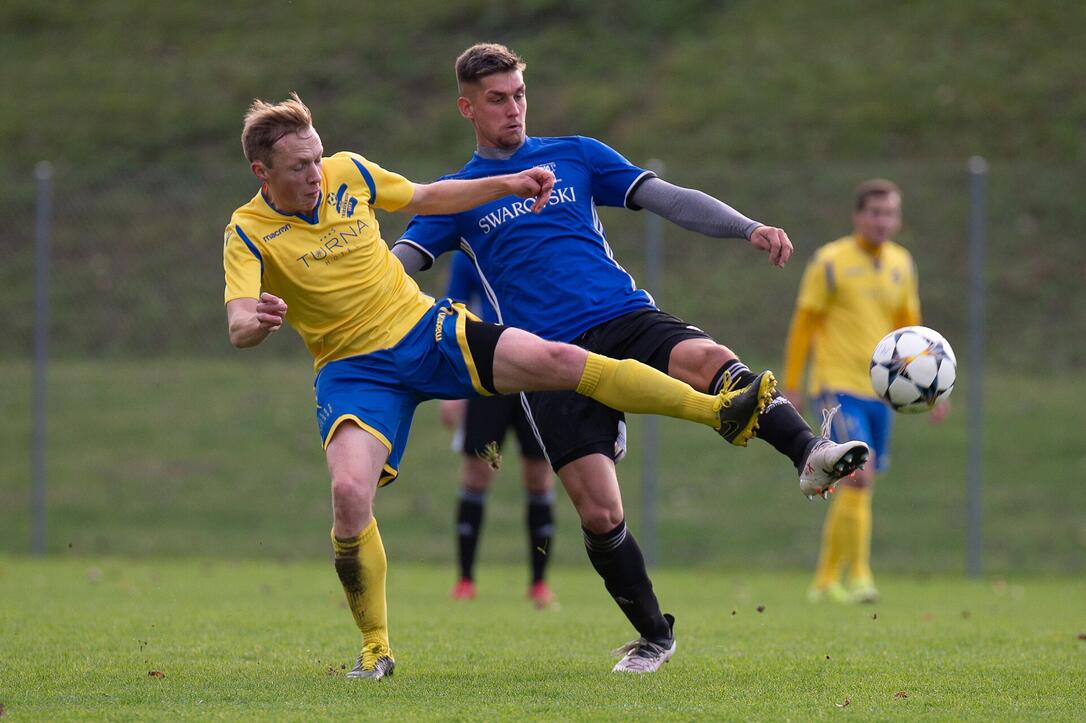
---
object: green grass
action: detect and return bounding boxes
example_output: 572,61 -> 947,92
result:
2,360 -> 1084,572
2,557 -> 1084,720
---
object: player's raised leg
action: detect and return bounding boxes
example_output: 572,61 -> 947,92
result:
668,338 -> 868,496
326,422 -> 396,680
490,327 -> 773,442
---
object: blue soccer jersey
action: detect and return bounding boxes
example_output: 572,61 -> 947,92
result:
445,251 -> 499,324
397,136 -> 656,342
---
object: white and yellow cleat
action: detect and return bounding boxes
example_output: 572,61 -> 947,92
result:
848,578 -> 880,604
346,642 -> 395,681
807,582 -> 851,604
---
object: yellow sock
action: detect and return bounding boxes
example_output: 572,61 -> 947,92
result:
331,518 -> 391,657
812,491 -> 849,589
843,486 -> 874,584
576,352 -> 720,428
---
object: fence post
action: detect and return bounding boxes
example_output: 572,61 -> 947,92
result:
31,161 -> 53,555
966,155 -> 987,577
641,159 -> 665,566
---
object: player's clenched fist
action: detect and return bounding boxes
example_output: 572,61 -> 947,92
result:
509,167 -> 555,212
256,292 -> 288,332
749,225 -> 794,267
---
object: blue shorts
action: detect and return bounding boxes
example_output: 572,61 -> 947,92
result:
816,392 -> 893,472
314,300 -> 494,486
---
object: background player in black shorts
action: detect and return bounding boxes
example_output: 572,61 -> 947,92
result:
440,251 -> 557,608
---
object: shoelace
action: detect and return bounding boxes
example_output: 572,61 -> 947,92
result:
820,404 -> 841,439
612,637 -> 669,659
717,371 -> 740,408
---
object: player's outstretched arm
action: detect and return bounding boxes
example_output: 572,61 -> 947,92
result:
400,167 -> 554,216
226,293 -> 287,348
629,177 -> 792,266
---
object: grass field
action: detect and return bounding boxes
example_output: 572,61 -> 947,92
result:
2,360 -> 1084,572
2,556 -> 1084,720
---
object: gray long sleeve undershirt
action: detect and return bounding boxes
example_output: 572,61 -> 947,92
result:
391,165 -> 763,275
629,176 -> 762,240
475,142 -> 762,239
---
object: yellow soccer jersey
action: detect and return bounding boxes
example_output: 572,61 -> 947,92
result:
787,235 -> 921,398
223,151 -> 434,371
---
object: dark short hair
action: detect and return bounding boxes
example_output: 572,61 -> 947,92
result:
855,178 -> 902,211
455,43 -> 526,90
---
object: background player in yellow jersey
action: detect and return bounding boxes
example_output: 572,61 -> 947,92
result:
223,94 -> 777,679
782,178 -> 948,604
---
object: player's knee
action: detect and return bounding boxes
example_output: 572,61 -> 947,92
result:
523,472 -> 553,495
539,342 -> 586,380
330,473 -> 375,514
578,505 -> 623,534
462,476 -> 491,494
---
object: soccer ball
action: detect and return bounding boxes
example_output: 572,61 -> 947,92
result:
870,326 -> 956,413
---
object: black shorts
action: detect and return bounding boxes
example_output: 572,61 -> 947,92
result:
460,393 -> 545,460
523,308 -> 713,472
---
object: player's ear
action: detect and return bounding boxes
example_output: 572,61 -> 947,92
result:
457,95 -> 474,121
251,160 -> 269,182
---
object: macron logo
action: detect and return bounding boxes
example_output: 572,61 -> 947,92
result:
262,223 -> 291,242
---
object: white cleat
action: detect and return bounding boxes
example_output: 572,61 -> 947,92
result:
612,614 -> 676,673
346,642 -> 395,680
799,407 -> 869,499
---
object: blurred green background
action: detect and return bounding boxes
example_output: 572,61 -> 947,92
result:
2,0 -> 1083,570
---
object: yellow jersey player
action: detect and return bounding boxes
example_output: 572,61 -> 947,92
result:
782,178 -> 948,604
224,94 -> 779,679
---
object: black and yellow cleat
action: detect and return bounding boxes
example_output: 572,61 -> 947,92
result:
715,370 -> 777,446
346,642 -> 396,681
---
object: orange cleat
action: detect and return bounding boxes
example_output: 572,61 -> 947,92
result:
528,580 -> 556,609
450,578 -> 476,600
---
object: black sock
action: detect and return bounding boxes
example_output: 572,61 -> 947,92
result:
583,520 -> 671,642
456,489 -> 486,581
527,492 -> 555,584
712,359 -> 817,469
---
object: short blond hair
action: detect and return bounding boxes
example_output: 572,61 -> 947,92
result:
241,92 -> 313,165
455,43 -> 526,91
854,178 -> 901,211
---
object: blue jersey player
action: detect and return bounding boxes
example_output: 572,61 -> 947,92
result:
393,43 -> 869,673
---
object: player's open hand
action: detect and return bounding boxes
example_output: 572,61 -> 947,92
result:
510,167 -> 555,212
256,292 -> 287,332
749,225 -> 793,267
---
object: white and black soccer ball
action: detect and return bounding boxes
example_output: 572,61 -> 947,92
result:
870,326 -> 956,413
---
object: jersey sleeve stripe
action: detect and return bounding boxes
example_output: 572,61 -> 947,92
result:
234,224 -> 264,277
351,158 -> 378,206
394,239 -> 435,269
623,170 -> 657,210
